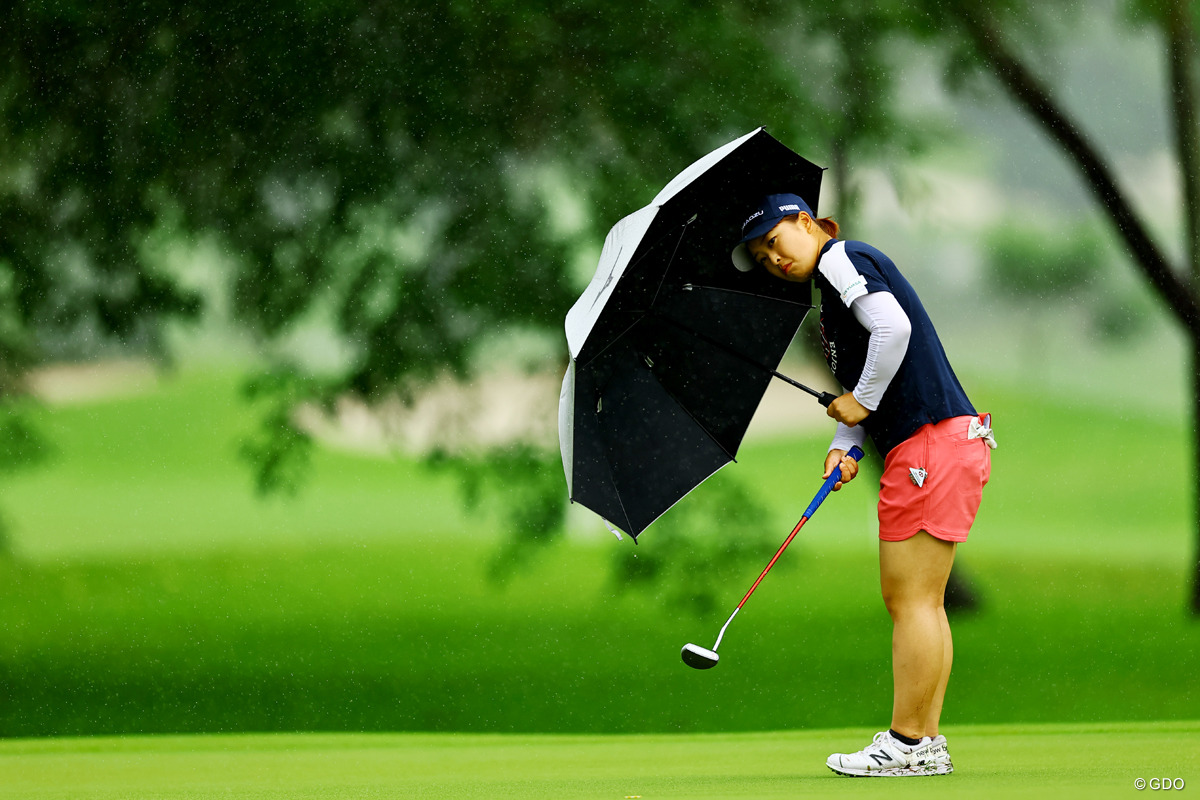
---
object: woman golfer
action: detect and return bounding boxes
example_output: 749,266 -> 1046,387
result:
732,193 -> 994,777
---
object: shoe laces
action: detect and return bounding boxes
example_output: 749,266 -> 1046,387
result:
864,731 -> 892,753
867,730 -> 921,756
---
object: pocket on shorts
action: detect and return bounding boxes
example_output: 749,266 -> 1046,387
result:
953,436 -> 990,508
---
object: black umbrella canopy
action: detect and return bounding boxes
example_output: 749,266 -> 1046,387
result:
574,131 -> 822,368
560,129 -> 825,540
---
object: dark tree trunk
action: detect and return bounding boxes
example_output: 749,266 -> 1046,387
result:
1192,336 -> 1200,613
1166,0 -> 1200,613
1167,0 -> 1200,271
956,5 -> 1200,615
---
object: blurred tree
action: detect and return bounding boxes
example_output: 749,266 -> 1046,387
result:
865,0 -> 1200,610
1,1 -> 919,593
612,475 -> 774,616
984,221 -> 1103,302
982,219 -> 1105,376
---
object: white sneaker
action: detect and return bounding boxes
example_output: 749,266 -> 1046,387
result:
926,734 -> 954,774
826,731 -> 950,777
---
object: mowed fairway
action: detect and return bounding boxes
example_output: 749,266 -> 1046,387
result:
1,364 -> 1198,790
1,722 -> 1196,799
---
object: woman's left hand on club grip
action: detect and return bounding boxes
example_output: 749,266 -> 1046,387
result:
823,449 -> 859,491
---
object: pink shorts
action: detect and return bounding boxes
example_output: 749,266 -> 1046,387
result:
877,414 -> 992,543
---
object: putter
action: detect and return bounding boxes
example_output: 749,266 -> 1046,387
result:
681,445 -> 864,669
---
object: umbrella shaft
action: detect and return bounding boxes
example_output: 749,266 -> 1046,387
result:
770,370 -> 823,400
651,311 -> 832,404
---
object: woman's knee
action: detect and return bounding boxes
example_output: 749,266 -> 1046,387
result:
881,582 -> 945,620
879,532 -> 956,617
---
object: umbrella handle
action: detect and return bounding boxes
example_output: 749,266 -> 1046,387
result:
817,392 -> 838,408
802,445 -> 865,518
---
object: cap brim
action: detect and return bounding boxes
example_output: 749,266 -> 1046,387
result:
731,243 -> 756,272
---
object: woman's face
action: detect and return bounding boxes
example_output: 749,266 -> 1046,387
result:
746,214 -> 826,282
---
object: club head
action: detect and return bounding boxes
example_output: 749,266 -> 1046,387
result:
681,643 -> 720,669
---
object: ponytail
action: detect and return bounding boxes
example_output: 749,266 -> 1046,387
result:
815,217 -> 840,238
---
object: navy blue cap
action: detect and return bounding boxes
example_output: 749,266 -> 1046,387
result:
731,193 -> 814,272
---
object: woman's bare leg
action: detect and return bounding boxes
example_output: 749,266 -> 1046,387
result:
879,532 -> 956,740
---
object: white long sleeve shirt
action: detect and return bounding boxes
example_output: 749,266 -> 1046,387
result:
827,291 -> 911,454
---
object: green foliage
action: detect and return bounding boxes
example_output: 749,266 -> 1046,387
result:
612,475 -> 775,616
13,0 -> 1185,596
237,370 -> 322,497
5,0 -> 835,373
983,219 -> 1105,300
0,406 -> 50,476
1090,287 -> 1158,341
0,0 -> 962,584
1,0 -> 915,466
980,217 -> 1162,343
428,443 -> 568,580
1121,0 -> 1200,29
0,406 -> 50,555
0,262 -> 34,397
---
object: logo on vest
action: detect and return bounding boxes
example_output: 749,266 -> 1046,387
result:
820,315 -> 838,372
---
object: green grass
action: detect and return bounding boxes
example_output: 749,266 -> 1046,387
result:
0,367 -> 1197,737
3,370 -> 474,560
1,538 -> 1196,736
1,722 -> 1196,799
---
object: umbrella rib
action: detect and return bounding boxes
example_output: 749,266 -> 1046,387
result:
651,311 -> 780,376
652,312 -> 830,402
575,419 -> 637,536
604,217 -> 692,296
680,282 -> 812,307
638,353 -> 738,463
599,459 -> 637,538
576,218 -> 694,370
574,316 -> 644,371
649,214 -> 697,309
576,279 -> 808,371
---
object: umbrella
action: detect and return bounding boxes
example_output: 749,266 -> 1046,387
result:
558,128 -> 831,540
